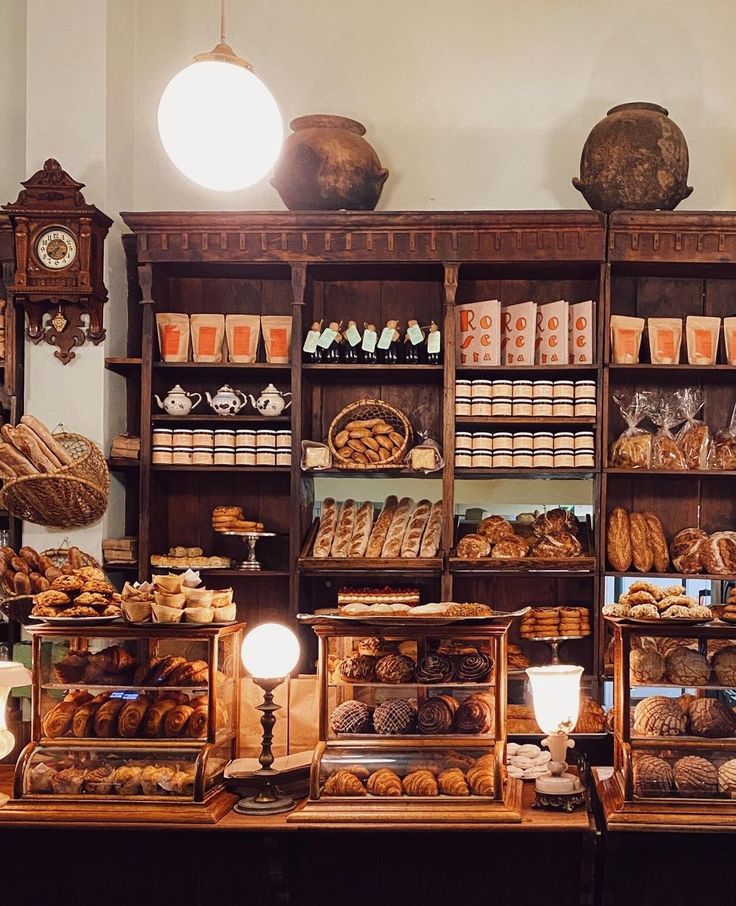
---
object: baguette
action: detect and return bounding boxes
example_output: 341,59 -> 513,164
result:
330,499 -> 357,558
606,507 -> 632,572
0,440 -> 38,476
365,496 -> 398,558
20,415 -> 74,466
400,499 -> 432,557
419,500 -> 444,557
16,424 -> 63,469
643,511 -> 669,573
8,424 -> 58,472
382,497 -> 415,558
348,501 -> 374,557
312,498 -> 338,558
629,512 -> 654,573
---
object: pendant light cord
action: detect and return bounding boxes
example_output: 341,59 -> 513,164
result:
220,0 -> 227,44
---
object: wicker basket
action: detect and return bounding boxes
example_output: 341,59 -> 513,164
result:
0,433 -> 109,528
43,545 -> 102,570
327,399 -> 412,470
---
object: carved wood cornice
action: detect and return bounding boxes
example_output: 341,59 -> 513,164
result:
609,211 -> 736,264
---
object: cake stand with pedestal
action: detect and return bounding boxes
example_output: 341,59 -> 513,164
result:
221,531 -> 277,571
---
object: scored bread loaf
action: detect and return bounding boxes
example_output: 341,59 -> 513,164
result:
20,414 -> 74,466
366,496 -> 399,557
400,499 -> 432,557
331,499 -> 357,558
630,512 -> 654,573
382,497 -> 415,558
643,511 -> 669,573
420,500 -> 443,558
313,498 -> 338,558
0,440 -> 39,476
348,501 -> 374,557
6,424 -> 58,472
607,507 -> 632,572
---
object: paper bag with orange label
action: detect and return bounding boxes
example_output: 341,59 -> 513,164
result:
536,299 -> 569,365
501,301 -> 537,366
569,300 -> 595,364
455,299 -> 502,366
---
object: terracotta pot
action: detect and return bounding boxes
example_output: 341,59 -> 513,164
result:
572,102 -> 693,213
271,115 -> 389,211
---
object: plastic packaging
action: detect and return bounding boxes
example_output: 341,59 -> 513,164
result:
647,390 -> 687,470
674,388 -> 709,470
708,403 -> 736,471
609,391 -> 653,469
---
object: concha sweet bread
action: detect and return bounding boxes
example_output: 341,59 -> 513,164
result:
633,754 -> 675,796
717,758 -> 736,793
673,755 -> 718,797
630,648 -> 665,684
712,646 -> 736,686
373,698 -> 417,735
330,700 -> 373,735
665,647 -> 710,685
438,767 -> 470,796
402,769 -> 438,796
375,654 -> 415,684
687,698 -> 736,738
633,696 -> 687,736
366,768 -> 402,796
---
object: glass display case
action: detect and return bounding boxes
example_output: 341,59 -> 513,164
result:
9,622 -> 244,823
290,615 -> 522,825
596,618 -> 736,831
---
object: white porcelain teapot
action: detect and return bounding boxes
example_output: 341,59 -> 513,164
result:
206,384 -> 248,416
249,383 -> 292,416
154,384 -> 202,415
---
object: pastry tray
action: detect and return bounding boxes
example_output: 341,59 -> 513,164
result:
604,615 -> 714,626
298,607 -> 529,627
28,614 -> 122,626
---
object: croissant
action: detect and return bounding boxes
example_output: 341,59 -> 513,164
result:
93,699 -> 125,737
90,645 -> 135,674
142,699 -> 177,737
187,704 -> 209,738
402,769 -> 439,796
118,695 -> 152,738
323,769 -> 366,796
438,768 -> 470,796
366,768 -> 402,796
42,702 -> 77,737
467,763 -> 495,796
149,656 -> 188,685
164,704 -> 194,737
170,659 -> 209,686
63,689 -> 93,706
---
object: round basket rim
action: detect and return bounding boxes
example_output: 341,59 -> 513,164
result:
327,398 -> 412,470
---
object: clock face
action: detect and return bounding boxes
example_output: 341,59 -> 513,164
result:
35,227 -> 77,270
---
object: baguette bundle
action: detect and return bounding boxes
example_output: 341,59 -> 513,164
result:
0,415 -> 74,481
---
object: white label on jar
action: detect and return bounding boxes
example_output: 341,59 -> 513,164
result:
317,327 -> 338,349
345,324 -> 362,346
362,329 -> 378,353
407,323 -> 424,345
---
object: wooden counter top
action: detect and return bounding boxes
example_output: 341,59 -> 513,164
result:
0,765 -> 594,833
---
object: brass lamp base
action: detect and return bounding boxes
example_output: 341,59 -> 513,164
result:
234,777 -> 295,815
532,787 -> 586,812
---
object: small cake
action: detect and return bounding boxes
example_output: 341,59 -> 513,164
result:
633,696 -> 687,736
415,654 -> 455,684
456,653 -> 493,682
330,700 -> 373,735
665,647 -> 710,685
630,648 -> 665,684
687,698 -> 736,738
633,755 -> 675,796
673,755 -> 718,797
337,655 -> 377,683
375,654 -> 415,684
417,695 -> 459,734
373,698 -> 417,735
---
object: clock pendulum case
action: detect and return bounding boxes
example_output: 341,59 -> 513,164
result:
2,159 -> 113,364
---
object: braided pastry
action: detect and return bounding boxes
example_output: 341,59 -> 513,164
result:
402,769 -> 439,796
438,767 -> 470,796
366,768 -> 402,797
323,769 -> 366,796
467,763 -> 495,796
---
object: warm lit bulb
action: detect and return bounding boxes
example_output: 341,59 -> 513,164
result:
525,665 -> 583,735
241,623 -> 300,679
0,661 -> 32,760
158,60 -> 283,191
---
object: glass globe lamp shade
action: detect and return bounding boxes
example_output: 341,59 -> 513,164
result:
0,661 -> 32,760
525,665 -> 583,735
158,59 -> 283,192
241,623 -> 300,679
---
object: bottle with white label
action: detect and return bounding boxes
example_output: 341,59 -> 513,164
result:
362,322 -> 378,364
377,319 -> 401,364
342,320 -> 362,364
427,320 -> 442,364
303,320 -> 324,363
404,319 -> 425,364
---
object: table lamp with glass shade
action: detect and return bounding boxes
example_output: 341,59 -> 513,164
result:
525,665 -> 585,811
0,661 -> 32,806
157,0 -> 283,191
236,622 -> 300,815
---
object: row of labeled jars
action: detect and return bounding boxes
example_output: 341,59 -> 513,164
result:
455,379 -> 596,418
152,428 -> 291,467
455,431 -> 595,469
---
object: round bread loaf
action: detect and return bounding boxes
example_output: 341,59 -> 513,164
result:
330,700 -> 373,735
373,698 -> 417,735
712,646 -> 736,686
456,533 -> 491,559
630,648 -> 665,684
477,515 -> 514,544
687,698 -> 736,738
700,531 -> 736,575
633,696 -> 687,736
530,530 -> 582,559
533,507 -> 578,537
491,535 -> 530,558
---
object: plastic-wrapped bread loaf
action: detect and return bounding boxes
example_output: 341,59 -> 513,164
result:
419,500 -> 443,557
400,499 -> 432,557
365,496 -> 398,558
312,498 -> 338,558
348,501 -> 374,557
330,499 -> 357,557
381,497 -> 415,558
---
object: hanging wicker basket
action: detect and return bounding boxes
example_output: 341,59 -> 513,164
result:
327,398 -> 412,470
0,433 -> 109,528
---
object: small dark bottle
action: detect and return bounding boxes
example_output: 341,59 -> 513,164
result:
378,319 -> 401,364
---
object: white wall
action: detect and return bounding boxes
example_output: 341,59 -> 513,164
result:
0,0 -> 26,200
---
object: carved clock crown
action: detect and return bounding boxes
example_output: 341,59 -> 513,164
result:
6,158 -> 89,210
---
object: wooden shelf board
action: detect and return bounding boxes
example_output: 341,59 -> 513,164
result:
608,363 -> 736,372
605,570 -> 736,582
151,465 -> 291,473
105,357 -> 142,375
154,361 -> 291,372
149,569 -> 290,578
107,457 -> 140,471
455,416 -> 597,425
151,414 -> 290,424
456,364 -> 598,374
604,468 -> 736,477
455,468 -> 596,479
450,563 -> 596,576
307,469 -> 442,479
102,562 -> 139,571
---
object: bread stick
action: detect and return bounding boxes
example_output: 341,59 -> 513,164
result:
20,415 -> 74,465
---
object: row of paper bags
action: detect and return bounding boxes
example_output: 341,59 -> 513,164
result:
156,312 -> 292,364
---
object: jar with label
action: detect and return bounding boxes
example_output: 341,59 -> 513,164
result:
472,447 -> 493,469
512,380 -> 533,416
492,432 -> 513,468
574,431 -> 595,468
512,432 -> 533,468
574,380 -> 597,417
472,431 -> 493,451
532,381 -> 554,417
214,448 -> 236,466
172,447 -> 194,466
276,430 -> 292,449
491,380 -> 513,416
192,428 -> 214,449
193,447 -> 215,466
553,431 -> 575,468
471,380 -> 493,416
215,429 -> 236,449
455,446 -> 473,468
455,380 -> 472,417
532,432 -> 554,468
276,449 -> 292,466
152,446 -> 174,465
172,429 -> 193,449
236,429 -> 256,451
152,427 -> 174,448
256,430 -> 277,449
236,446 -> 257,466
552,380 -> 575,417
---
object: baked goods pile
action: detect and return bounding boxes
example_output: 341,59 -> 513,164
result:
337,587 -> 421,607
1,543 -> 93,598
28,756 -> 202,797
330,692 -> 495,736
331,415 -> 407,467
53,646 -> 211,687
455,509 -> 583,561
506,743 -> 551,781
723,587 -> 736,623
211,506 -> 264,534
29,561 -> 120,621
634,693 -> 736,738
121,572 -> 236,624
520,607 -> 591,639
0,415 -> 78,480
321,752 -> 496,798
150,547 -> 231,569
337,600 -> 493,617
632,752 -> 736,799
602,581 -> 712,621
311,496 -> 442,560
631,643 -> 736,688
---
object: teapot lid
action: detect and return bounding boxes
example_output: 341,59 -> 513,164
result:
168,384 -> 187,393
216,384 -> 236,392
261,383 -> 280,393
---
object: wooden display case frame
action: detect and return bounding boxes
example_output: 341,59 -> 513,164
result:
288,615 -> 522,826
596,618 -> 736,832
5,622 -> 244,824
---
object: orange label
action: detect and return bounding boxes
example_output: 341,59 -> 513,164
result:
196,326 -> 218,357
618,328 -> 636,357
231,325 -> 251,356
655,329 -> 675,359
162,325 -> 181,356
269,327 -> 288,359
694,328 -> 714,360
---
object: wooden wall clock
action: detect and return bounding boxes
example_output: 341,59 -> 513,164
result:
2,158 -> 113,364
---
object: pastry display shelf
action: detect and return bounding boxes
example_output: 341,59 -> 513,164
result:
605,570 -> 736,582
630,682 -> 736,692
454,416 -> 597,426
149,568 -> 289,578
455,467 -> 596,479
604,468 -> 736,477
105,356 -> 142,375
151,414 -> 290,424
38,730 -> 236,748
41,682 -> 213,692
330,732 -> 495,742
151,464 -> 291,473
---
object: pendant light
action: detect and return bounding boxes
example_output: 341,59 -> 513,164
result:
158,0 -> 283,192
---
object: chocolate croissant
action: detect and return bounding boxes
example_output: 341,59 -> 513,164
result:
323,769 -> 366,796
118,695 -> 152,738
164,704 -> 194,737
402,769 -> 439,796
455,692 -> 494,734
366,768 -> 402,797
142,699 -> 177,737
438,767 -> 470,796
94,699 -> 125,737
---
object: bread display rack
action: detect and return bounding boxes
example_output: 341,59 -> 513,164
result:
596,617 -> 736,831
289,613 -> 522,826
5,621 -> 244,824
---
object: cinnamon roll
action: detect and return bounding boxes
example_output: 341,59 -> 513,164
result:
455,692 -> 494,734
118,695 -> 152,738
456,653 -> 493,682
415,654 -> 455,684
417,695 -> 459,734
